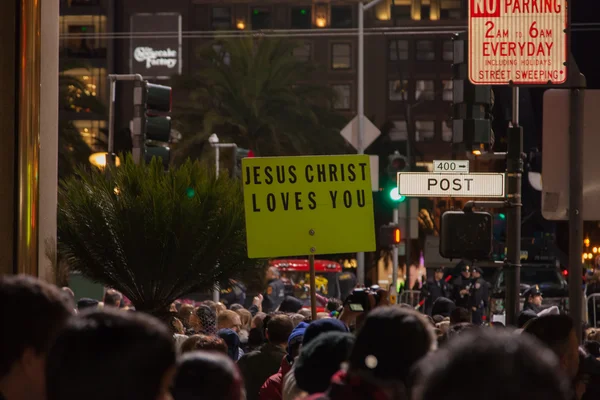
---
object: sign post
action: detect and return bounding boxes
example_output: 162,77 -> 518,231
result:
242,155 -> 376,320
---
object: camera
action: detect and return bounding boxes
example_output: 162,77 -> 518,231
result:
344,285 -> 381,313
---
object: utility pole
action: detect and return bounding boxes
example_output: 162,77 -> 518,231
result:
505,87 -> 523,326
357,0 -> 384,286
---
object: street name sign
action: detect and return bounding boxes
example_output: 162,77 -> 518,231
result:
397,172 -> 505,198
468,0 -> 568,85
433,160 -> 470,174
242,155 -> 376,258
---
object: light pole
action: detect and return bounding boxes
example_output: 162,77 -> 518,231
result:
356,0 -> 384,285
208,133 -> 239,303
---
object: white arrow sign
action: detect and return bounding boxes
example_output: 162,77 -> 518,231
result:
398,173 -> 505,198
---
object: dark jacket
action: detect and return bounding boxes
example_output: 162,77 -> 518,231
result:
259,356 -> 292,400
238,343 -> 288,400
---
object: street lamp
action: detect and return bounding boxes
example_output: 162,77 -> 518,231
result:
89,152 -> 121,169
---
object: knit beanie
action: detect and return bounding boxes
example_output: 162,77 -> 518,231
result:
302,318 -> 349,346
294,331 -> 355,394
287,322 -> 308,356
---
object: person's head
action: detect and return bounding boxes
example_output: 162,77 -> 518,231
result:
279,296 -> 303,313
177,304 -> 195,329
0,275 -> 73,400
46,309 -> 176,400
235,308 -> 252,331
77,297 -> 99,311
326,298 -> 343,313
103,289 -> 122,307
523,314 -> 580,378
266,314 -> 294,346
298,308 -> 312,321
349,306 -> 436,391
294,332 -> 356,394
287,322 -> 308,359
218,329 -> 241,362
266,266 -> 280,281
61,287 -> 75,302
218,310 -> 242,333
202,300 -> 218,315
291,313 -> 305,327
193,305 -> 217,335
460,264 -> 471,279
302,318 -> 349,347
180,334 -> 227,355
171,351 -> 244,400
229,303 -> 244,312
216,302 -> 227,314
412,329 -> 571,400
471,267 -> 482,279
449,307 -> 471,325
251,312 -> 266,330
434,267 -> 444,281
523,285 -> 543,307
431,297 -> 456,318
169,317 -> 185,335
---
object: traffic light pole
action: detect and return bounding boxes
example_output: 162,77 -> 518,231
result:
107,74 -> 144,167
505,87 -> 523,327
392,207 -> 399,302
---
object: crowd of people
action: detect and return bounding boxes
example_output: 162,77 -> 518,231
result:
2,273 -> 600,400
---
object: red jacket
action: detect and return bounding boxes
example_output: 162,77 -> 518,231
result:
259,356 -> 293,400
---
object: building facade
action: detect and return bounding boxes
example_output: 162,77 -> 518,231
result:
60,0 -> 469,160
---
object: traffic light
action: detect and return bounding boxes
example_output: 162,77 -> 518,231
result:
387,151 -> 408,179
233,148 -> 254,178
389,186 -> 406,202
440,211 -> 493,260
380,224 -> 401,247
142,81 -> 172,168
452,32 -> 494,154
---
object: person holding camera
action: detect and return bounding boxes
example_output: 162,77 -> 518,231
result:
339,285 -> 389,330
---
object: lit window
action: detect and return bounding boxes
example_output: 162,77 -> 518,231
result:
442,120 -> 453,142
212,7 -> 231,30
416,40 -> 435,61
389,121 -> 408,141
331,6 -> 353,28
73,120 -> 107,150
443,80 -> 453,101
251,8 -> 271,29
61,67 -> 107,109
59,15 -> 107,57
331,43 -> 351,70
291,7 -> 312,29
293,43 -> 311,62
416,80 -> 435,101
332,84 -> 351,110
443,40 -> 454,61
389,40 -> 409,61
416,121 -> 435,142
389,80 -> 408,101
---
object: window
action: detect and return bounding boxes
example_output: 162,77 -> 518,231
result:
59,15 -> 107,57
389,80 -> 408,101
71,0 -> 99,5
331,6 -> 353,28
293,43 -> 312,62
212,7 -> 231,30
442,120 -> 453,142
61,67 -> 108,109
443,80 -> 453,101
392,5 -> 411,22
73,120 -> 107,151
416,40 -> 435,61
331,43 -> 351,70
389,121 -> 408,141
416,80 -> 435,101
332,85 -> 351,110
421,5 -> 431,20
416,121 -> 435,142
251,8 -> 271,29
443,40 -> 454,61
389,40 -> 408,61
291,7 -> 312,29
441,0 -> 462,19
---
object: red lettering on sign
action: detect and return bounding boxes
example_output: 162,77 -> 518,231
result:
504,0 -> 562,14
471,0 -> 501,17
482,41 -> 554,57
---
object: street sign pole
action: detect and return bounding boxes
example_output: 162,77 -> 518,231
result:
392,206 -> 399,303
505,88 -> 523,327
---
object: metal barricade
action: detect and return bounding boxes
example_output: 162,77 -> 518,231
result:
587,293 -> 600,327
400,290 -> 422,308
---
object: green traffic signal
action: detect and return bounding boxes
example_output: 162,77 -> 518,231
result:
498,213 -> 506,220
185,187 -> 195,198
389,187 -> 406,202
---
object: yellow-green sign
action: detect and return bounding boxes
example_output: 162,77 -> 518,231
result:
242,155 -> 376,258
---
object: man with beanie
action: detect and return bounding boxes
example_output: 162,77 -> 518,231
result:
294,332 -> 355,396
306,306 -> 436,400
260,322 -> 308,400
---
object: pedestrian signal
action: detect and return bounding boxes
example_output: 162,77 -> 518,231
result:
380,225 -> 401,247
440,211 -> 493,260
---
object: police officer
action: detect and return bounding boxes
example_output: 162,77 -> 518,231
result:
452,264 -> 472,308
262,266 -> 285,312
522,285 -> 544,313
421,266 -> 450,315
469,266 -> 489,325
220,279 -> 247,308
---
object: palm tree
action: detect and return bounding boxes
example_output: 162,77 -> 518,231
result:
57,156 -> 262,318
172,37 -> 349,160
